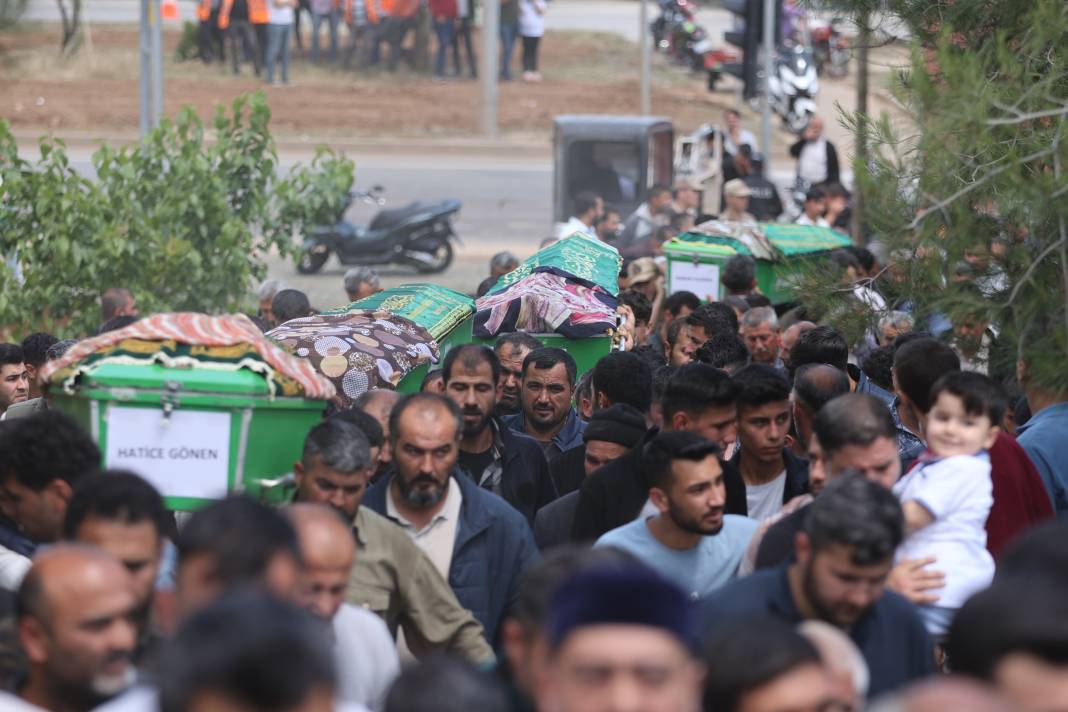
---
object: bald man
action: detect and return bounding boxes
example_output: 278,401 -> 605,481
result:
791,363 -> 851,455
354,389 -> 403,482
781,320 -> 816,368
13,546 -> 138,712
289,504 -> 399,711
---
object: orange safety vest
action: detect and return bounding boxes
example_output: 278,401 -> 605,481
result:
218,0 -> 268,28
197,0 -> 212,21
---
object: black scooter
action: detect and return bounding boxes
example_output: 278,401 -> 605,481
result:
296,186 -> 462,275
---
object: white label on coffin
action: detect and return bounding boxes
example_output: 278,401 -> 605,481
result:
670,261 -> 721,301
105,406 -> 231,500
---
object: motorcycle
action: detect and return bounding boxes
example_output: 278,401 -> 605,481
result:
296,186 -> 461,275
766,44 -> 819,134
810,17 -> 850,79
652,0 -> 707,71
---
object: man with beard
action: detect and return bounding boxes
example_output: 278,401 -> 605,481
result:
702,474 -> 936,698
502,348 -> 585,459
0,344 -> 29,419
363,393 -> 538,645
292,419 -> 494,663
595,431 -> 757,600
493,332 -> 543,417
63,471 -> 169,660
287,504 -> 399,711
10,546 -> 139,711
442,345 -> 556,525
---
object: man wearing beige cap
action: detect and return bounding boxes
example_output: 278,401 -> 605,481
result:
720,179 -> 757,223
625,258 -> 661,302
672,177 -> 701,218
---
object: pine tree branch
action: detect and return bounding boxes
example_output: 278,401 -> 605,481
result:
987,102 -> 1068,126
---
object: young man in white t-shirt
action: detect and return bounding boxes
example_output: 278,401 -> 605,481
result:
893,371 -> 1001,638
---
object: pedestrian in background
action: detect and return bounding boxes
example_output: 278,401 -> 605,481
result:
430,0 -> 458,79
265,0 -> 297,85
518,0 -> 545,82
309,0 -> 340,63
452,0 -> 477,78
220,0 -> 265,76
387,0 -> 419,71
499,0 -> 519,81
342,0 -> 370,68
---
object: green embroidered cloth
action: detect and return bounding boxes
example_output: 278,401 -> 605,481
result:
489,234 -> 623,296
665,222 -> 851,261
323,284 -> 474,342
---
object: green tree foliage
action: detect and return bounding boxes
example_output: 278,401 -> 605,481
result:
0,93 -> 353,337
791,0 -> 1068,388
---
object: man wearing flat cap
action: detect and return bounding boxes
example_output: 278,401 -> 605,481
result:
720,179 -> 758,224
535,566 -> 704,712
534,405 -> 647,551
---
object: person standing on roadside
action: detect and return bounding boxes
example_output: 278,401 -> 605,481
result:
518,0 -> 545,82
429,0 -> 457,79
309,0 -> 340,63
452,0 -> 477,78
499,0 -> 520,81
265,0 -> 296,85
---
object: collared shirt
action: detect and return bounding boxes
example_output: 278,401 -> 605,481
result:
333,603 -> 400,712
502,408 -> 586,459
346,507 -> 493,664
701,566 -> 936,698
560,216 -> 596,239
459,419 -> 507,494
890,396 -> 925,470
1017,401 -> 1068,518
385,479 -> 463,580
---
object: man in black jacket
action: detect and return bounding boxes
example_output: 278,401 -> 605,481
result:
789,116 -> 840,188
570,363 -> 742,542
442,344 -> 558,525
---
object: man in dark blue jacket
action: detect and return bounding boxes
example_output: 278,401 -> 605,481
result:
701,474 -> 936,698
363,393 -> 538,646
441,344 -> 557,525
502,348 -> 586,460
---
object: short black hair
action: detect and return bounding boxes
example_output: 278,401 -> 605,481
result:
572,191 -> 601,218
648,184 -> 672,200
592,351 -> 653,413
661,363 -> 739,421
494,332 -> 543,355
691,302 -> 739,340
420,369 -> 444,392
666,318 -> 689,349
665,291 -> 700,317
0,411 -> 100,491
997,520 -> 1068,589
100,287 -> 133,323
722,254 -> 757,294
850,245 -> 875,273
523,347 -> 577,388
695,331 -> 749,372
63,470 -> 169,541
805,186 -> 826,203
389,393 -> 463,445
98,316 -> 138,335
893,337 -> 961,413
788,325 -> 848,373
0,344 -> 23,369
329,408 -> 384,449
792,363 -> 851,415
928,370 -> 1006,424
177,496 -> 302,589
19,334 -> 58,369
812,393 -> 897,454
642,430 -> 720,491
442,344 -> 502,386
860,345 -> 895,392
651,365 -> 677,406
159,593 -> 336,712
618,290 -> 652,325
271,289 -> 312,325
632,344 -> 667,371
744,293 -> 772,308
803,473 -> 903,565
703,616 -> 821,712
384,655 -> 508,712
732,364 -> 790,413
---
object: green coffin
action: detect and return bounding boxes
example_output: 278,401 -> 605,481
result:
488,233 -> 623,297
663,223 -> 851,304
51,363 -> 325,511
324,284 -> 475,342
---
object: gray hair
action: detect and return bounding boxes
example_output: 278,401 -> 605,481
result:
257,279 -> 287,303
343,267 -> 381,297
741,306 -> 778,330
878,311 -> 913,333
798,620 -> 870,700
300,420 -> 371,474
46,339 -> 78,362
490,251 -> 519,271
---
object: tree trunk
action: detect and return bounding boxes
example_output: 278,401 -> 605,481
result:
56,0 -> 83,55
851,10 -> 869,244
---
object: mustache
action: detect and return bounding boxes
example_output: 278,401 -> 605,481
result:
461,407 -> 484,416
409,475 -> 440,487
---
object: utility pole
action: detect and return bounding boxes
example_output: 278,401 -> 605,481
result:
851,11 -> 870,244
481,0 -> 500,138
639,0 -> 651,115
138,0 -> 163,136
759,0 -> 774,159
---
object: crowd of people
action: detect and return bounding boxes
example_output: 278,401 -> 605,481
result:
195,0 -> 548,84
0,232 -> 1066,712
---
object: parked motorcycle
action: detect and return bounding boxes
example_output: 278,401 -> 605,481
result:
297,187 -> 461,275
810,17 -> 850,79
766,44 -> 819,133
